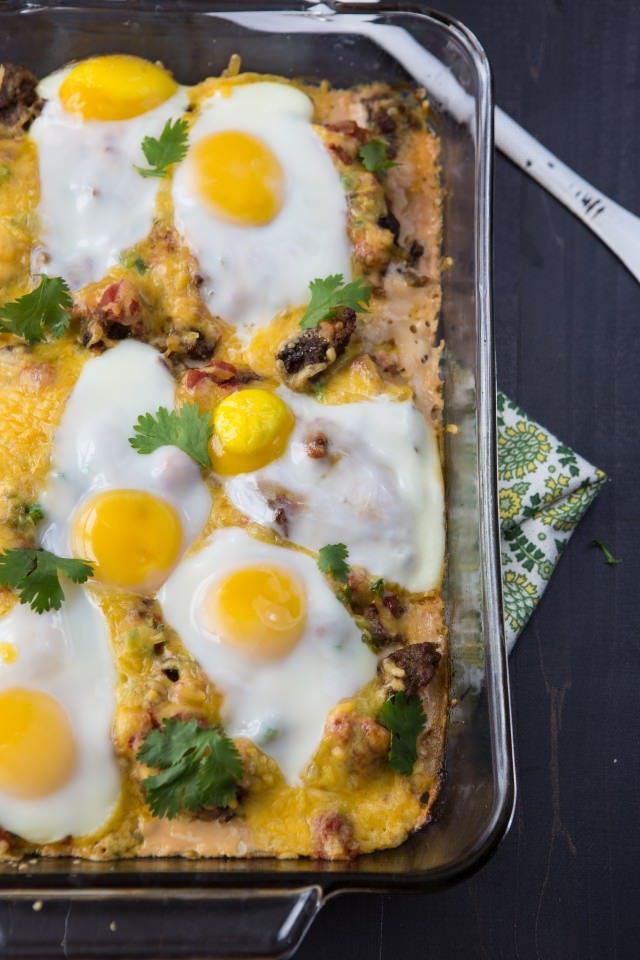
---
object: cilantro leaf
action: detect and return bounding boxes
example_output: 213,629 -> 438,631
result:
135,117 -> 189,179
377,692 -> 426,775
591,539 -> 621,566
300,274 -> 371,330
0,548 -> 93,614
358,138 -> 397,174
371,578 -> 385,596
317,543 -> 350,583
129,403 -> 212,469
120,251 -> 148,274
0,276 -> 72,344
26,502 -> 44,524
309,379 -> 326,400
137,717 -> 243,818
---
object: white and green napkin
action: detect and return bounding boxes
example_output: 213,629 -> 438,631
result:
497,392 -> 607,651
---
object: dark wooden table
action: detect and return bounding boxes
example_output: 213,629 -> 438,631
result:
301,1 -> 640,957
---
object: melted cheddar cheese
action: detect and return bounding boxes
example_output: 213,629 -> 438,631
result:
0,65 -> 446,862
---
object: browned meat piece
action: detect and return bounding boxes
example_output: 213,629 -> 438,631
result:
168,329 -> 216,366
362,602 -> 401,651
305,432 -> 328,459
311,811 -> 359,860
322,120 -> 367,167
406,239 -> 424,268
18,362 -> 56,392
276,307 -> 356,389
378,641 -> 441,696
183,360 -> 260,391
382,592 -> 405,618
377,210 -> 400,244
328,143 -> 353,166
77,279 -> 148,349
0,63 -> 42,134
325,705 -> 390,772
263,487 -> 305,540
324,120 -> 368,143
361,89 -> 419,142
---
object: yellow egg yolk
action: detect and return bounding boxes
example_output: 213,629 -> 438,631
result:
193,130 -> 284,226
0,642 -> 16,665
211,389 -> 294,475
71,489 -> 182,591
0,689 -> 77,799
204,565 -> 306,660
59,55 -> 178,121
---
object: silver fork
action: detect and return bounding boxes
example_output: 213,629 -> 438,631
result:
496,107 -> 640,282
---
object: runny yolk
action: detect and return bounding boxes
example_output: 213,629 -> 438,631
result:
204,565 -> 307,660
71,489 -> 182,592
193,130 -> 284,226
59,54 -> 178,121
0,688 -> 77,799
210,388 -> 294,475
0,643 -> 16,665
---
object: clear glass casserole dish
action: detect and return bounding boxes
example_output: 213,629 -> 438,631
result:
0,2 -> 515,956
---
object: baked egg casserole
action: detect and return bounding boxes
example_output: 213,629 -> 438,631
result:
0,54 -> 446,861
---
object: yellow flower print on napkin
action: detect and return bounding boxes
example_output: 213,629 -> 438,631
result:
496,393 -> 606,650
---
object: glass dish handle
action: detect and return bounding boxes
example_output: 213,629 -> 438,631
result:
0,886 -> 322,959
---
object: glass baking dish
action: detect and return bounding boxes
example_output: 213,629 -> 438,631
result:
0,2 -> 515,956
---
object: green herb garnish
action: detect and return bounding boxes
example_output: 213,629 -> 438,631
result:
300,274 -> 371,330
137,717 -> 243,818
591,539 -> 621,566
0,276 -> 71,344
26,503 -> 44,524
129,403 -> 212,469
135,117 -> 189,179
317,543 -> 350,583
0,548 -> 93,614
120,251 -> 148,274
358,138 -> 397,174
377,692 -> 426,775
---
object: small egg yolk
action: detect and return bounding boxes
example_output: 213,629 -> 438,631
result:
204,565 -> 306,660
71,489 -> 182,591
211,389 -> 294,475
0,689 -> 77,799
0,642 -> 16,665
193,130 -> 284,226
59,55 -> 178,121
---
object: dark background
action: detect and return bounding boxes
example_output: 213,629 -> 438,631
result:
302,1 -> 640,958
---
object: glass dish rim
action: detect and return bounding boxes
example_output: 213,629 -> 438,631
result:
0,0 -> 515,899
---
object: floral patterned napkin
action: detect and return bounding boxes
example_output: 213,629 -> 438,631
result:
497,393 -> 606,651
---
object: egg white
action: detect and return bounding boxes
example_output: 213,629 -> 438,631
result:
172,82 -> 351,340
40,340 -> 210,573
0,585 -> 120,843
222,389 -> 445,593
159,527 -> 377,783
30,66 -> 188,289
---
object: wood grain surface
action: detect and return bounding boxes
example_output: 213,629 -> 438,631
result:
301,1 -> 640,957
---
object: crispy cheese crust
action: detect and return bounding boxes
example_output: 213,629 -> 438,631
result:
0,66 -> 446,862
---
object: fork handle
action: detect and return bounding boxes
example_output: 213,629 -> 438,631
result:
495,106 -> 640,280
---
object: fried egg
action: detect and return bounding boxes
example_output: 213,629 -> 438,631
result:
172,81 -> 351,339
160,527 -> 376,782
0,585 -> 119,843
30,55 -> 188,289
212,387 -> 445,593
41,340 -> 210,593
